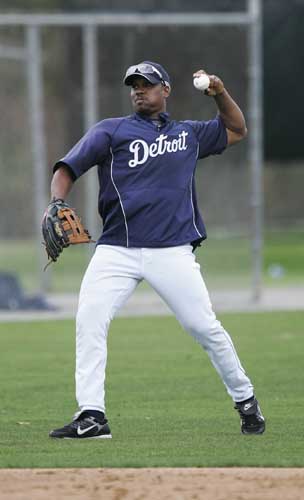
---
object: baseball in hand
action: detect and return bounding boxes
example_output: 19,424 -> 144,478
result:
193,74 -> 210,91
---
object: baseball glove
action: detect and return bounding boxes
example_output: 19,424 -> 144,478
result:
42,198 -> 93,268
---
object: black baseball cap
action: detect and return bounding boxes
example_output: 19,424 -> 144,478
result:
123,61 -> 171,87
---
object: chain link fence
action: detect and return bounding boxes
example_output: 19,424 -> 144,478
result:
5,7 -> 298,300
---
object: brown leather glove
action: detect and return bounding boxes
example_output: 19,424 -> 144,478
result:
42,198 -> 94,268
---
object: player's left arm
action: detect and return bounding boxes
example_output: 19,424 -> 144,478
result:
213,87 -> 247,146
208,75 -> 247,146
194,70 -> 247,147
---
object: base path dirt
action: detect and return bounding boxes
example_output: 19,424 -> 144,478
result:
1,468 -> 304,500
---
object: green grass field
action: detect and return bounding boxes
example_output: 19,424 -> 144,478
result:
0,311 -> 303,468
1,231 -> 303,293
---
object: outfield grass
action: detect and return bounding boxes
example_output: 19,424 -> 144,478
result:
1,231 -> 303,293
0,311 -> 303,468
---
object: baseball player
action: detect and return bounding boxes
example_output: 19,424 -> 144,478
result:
49,61 -> 265,439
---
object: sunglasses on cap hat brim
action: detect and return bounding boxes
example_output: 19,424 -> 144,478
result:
124,63 -> 170,87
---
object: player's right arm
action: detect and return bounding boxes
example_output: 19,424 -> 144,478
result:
49,119 -> 114,200
50,118 -> 123,203
50,164 -> 75,200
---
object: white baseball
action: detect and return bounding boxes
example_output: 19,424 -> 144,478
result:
193,74 -> 210,91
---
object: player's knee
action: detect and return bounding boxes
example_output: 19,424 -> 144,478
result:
76,301 -> 111,336
183,317 -> 211,337
183,317 -> 223,345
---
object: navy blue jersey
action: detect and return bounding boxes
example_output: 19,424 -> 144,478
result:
54,112 -> 227,249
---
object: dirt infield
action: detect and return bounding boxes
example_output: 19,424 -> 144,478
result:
1,468 -> 304,500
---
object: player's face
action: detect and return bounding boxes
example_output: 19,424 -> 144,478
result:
130,77 -> 170,116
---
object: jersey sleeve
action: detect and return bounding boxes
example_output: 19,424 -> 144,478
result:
185,115 -> 228,159
53,119 -> 117,179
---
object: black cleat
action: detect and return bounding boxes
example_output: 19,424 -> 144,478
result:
234,397 -> 265,435
49,411 -> 112,439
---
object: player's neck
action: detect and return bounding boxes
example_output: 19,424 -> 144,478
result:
138,108 -> 167,121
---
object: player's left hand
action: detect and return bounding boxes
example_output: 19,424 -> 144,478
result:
193,70 -> 225,96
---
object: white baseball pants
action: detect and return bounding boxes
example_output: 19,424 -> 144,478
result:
76,244 -> 253,414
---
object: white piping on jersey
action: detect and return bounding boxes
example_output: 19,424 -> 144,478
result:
196,142 -> 200,160
189,142 -> 202,238
189,171 -> 202,239
110,147 -> 129,247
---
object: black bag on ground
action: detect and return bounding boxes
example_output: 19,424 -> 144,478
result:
0,272 -> 56,311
